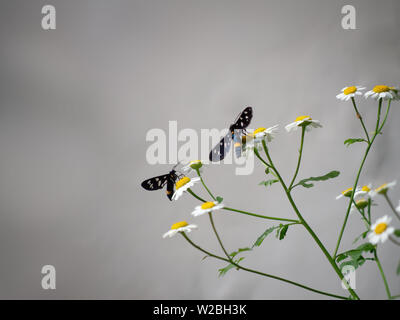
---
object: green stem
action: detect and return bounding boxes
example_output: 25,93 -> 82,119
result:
375,99 -> 382,135
351,199 -> 369,226
260,140 -> 360,300
192,171 -> 231,259
351,97 -> 370,143
180,232 -> 348,300
367,199 -> 371,224
187,189 -> 298,223
289,126 -> 306,190
223,206 -> 299,223
374,249 -> 391,299
383,193 -> 400,222
208,212 -> 231,260
333,99 -> 390,259
196,169 -> 216,201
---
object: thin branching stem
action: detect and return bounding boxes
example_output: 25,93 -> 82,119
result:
180,232 -> 349,300
260,140 -> 360,300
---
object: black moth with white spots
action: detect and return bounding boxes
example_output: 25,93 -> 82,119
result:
209,106 -> 253,162
141,169 -> 180,201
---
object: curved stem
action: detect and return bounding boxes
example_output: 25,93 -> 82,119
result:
333,99 -> 391,258
223,206 -> 299,223
260,140 -> 360,300
375,99 -> 382,134
196,169 -> 216,201
351,97 -> 370,143
383,193 -> 400,222
180,232 -> 349,300
289,126 -> 306,190
187,189 -> 298,223
374,249 -> 391,299
208,212 -> 231,260
190,173 -> 231,259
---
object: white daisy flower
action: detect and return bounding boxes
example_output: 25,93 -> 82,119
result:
172,176 -> 201,201
182,160 -> 203,174
285,116 -> 322,133
372,180 -> 397,196
354,184 -> 375,199
336,86 -> 365,101
191,201 -> 225,217
163,221 -> 198,238
368,215 -> 395,245
252,125 -> 279,142
364,85 -> 399,101
335,187 -> 354,200
242,125 -> 279,157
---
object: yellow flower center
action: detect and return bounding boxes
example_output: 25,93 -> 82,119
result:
175,176 -> 190,189
201,201 -> 216,210
341,187 -> 353,197
171,221 -> 188,230
373,85 -> 390,93
375,183 -> 388,194
295,115 -> 311,122
344,86 -> 357,95
253,127 -> 266,135
374,222 -> 387,235
361,185 -> 371,192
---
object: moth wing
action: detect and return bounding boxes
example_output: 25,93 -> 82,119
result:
233,132 -> 243,158
209,132 -> 232,162
141,174 -> 169,191
232,106 -> 253,129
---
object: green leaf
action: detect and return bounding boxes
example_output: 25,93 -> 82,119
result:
265,168 -> 270,175
278,224 -> 289,240
394,229 -> 400,237
295,170 -> 340,188
336,243 -> 375,271
353,230 -> 369,244
216,196 -> 223,203
344,138 -> 367,147
259,179 -> 279,188
229,247 -> 252,259
252,226 -> 279,247
218,257 -> 244,277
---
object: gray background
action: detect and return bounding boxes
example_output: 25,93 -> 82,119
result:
0,0 -> 399,299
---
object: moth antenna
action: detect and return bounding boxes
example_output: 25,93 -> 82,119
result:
172,160 -> 182,170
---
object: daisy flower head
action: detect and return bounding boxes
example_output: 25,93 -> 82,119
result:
364,85 -> 399,101
336,187 -> 353,200
336,86 -> 365,101
172,176 -> 200,201
355,198 -> 369,209
354,184 -> 375,199
191,201 -> 224,217
182,160 -> 203,174
163,221 -> 198,238
251,125 -> 279,142
368,215 -> 394,245
242,125 -> 280,156
373,180 -> 397,196
285,116 -> 322,133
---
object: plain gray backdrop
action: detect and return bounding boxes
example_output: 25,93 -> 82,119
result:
0,0 -> 399,299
